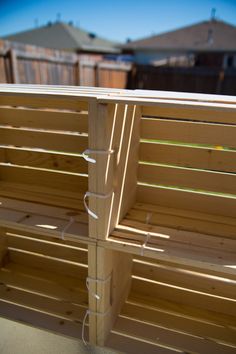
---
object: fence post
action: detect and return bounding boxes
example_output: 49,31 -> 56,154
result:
8,49 -> 19,84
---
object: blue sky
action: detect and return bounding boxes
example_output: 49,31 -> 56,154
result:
0,0 -> 236,42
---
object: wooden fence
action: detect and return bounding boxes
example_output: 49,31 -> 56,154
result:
128,65 -> 236,95
0,85 -> 236,354
0,40 -> 131,88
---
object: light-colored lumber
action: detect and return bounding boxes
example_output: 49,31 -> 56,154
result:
137,184 -> 236,218
0,107 -> 88,133
113,317 -> 236,354
140,142 -> 236,173
0,147 -> 88,174
0,94 -> 88,111
0,126 -> 88,154
96,247 -> 133,346
138,162 -> 236,195
141,118 -> 236,148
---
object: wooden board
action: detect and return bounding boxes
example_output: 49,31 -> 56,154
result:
141,118 -> 236,148
0,107 -> 88,133
140,142 -> 236,173
138,163 -> 236,195
137,184 -> 236,218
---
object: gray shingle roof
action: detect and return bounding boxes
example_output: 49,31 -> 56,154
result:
124,20 -> 236,52
3,22 -> 120,53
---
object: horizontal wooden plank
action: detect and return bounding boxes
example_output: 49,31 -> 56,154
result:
0,94 -> 88,111
121,302 -> 236,348
0,127 -> 88,154
132,260 -> 236,300
0,284 -> 86,322
138,163 -> 236,195
141,118 -> 236,148
0,165 -> 88,194
20,214 -> 88,238
106,332 -> 179,354
133,202 -> 236,227
0,301 -> 88,339
7,233 -> 88,264
0,181 -> 85,210
0,197 -> 88,223
126,204 -> 236,239
137,184 -> 236,218
0,107 -> 88,132
131,277 -> 236,316
136,89 -> 236,104
114,316 -> 236,354
119,219 -> 236,253
140,142 -> 236,173
112,229 -> 236,268
0,263 -> 88,304
142,104 -> 236,124
9,249 -> 88,280
0,147 -> 87,174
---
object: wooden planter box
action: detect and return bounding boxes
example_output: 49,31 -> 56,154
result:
0,85 -> 235,353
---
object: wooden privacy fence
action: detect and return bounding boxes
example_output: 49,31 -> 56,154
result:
0,85 -> 236,354
128,65 -> 236,95
0,40 -> 131,88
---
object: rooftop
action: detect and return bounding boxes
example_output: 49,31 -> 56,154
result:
3,21 -> 120,54
124,19 -> 236,52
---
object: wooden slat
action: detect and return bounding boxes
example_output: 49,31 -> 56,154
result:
125,204 -> 236,239
0,165 -> 88,194
0,181 -> 84,210
0,107 -> 88,132
141,118 -> 236,148
0,127 -> 88,154
112,229 -> 236,269
0,197 -> 87,223
133,202 -> 236,227
120,219 -> 236,253
0,285 -> 86,322
138,163 -> 236,195
0,263 -> 87,304
132,260 -> 236,300
7,233 -> 88,264
0,94 -> 88,111
137,185 -> 236,218
122,300 -> 236,345
130,290 -> 236,329
0,147 -> 87,174
0,301 -> 88,339
114,316 -> 236,354
131,277 -> 236,316
106,332 -> 181,354
9,249 -> 88,280
140,142 -> 236,173
142,104 -> 236,124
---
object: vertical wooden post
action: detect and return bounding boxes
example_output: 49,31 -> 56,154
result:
94,63 -> 99,87
88,244 -> 97,344
8,49 -> 19,84
88,100 -> 141,240
76,60 -> 80,86
96,246 -> 133,346
88,100 -> 116,239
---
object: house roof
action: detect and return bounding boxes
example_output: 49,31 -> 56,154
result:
124,20 -> 236,52
3,22 -> 120,53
